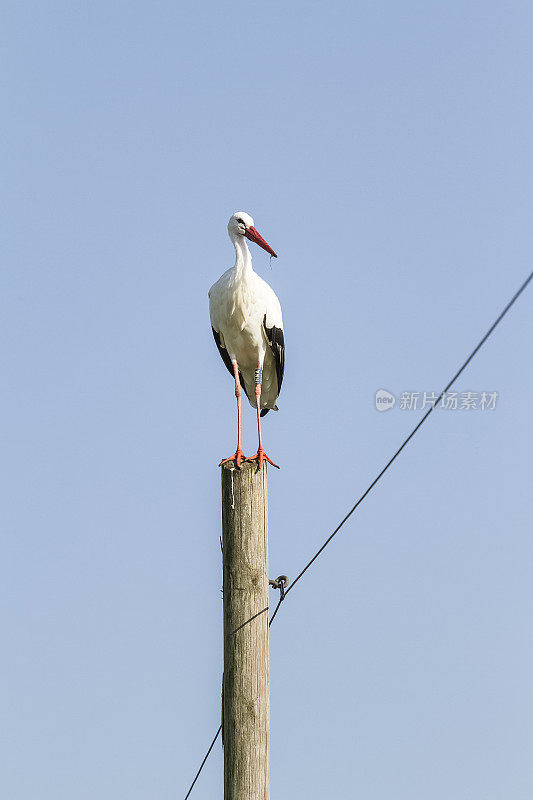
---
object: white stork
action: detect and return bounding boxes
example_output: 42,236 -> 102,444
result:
209,211 -> 284,469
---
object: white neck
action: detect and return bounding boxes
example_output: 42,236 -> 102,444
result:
232,235 -> 253,278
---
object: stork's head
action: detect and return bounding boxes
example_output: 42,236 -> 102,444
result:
228,211 -> 277,258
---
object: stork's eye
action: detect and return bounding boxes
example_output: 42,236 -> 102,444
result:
236,218 -> 244,225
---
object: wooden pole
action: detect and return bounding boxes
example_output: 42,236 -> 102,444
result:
221,461 -> 270,800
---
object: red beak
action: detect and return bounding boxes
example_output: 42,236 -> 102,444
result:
244,226 -> 277,257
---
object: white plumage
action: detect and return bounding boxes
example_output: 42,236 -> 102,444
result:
209,211 -> 284,467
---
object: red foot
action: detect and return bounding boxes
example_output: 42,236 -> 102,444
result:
245,448 -> 280,470
219,447 -> 245,468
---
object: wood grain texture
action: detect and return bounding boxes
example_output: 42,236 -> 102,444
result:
222,461 -> 269,800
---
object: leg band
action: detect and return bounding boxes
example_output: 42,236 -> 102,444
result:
255,367 -> 262,385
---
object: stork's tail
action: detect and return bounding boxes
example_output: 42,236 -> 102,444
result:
260,405 -> 278,417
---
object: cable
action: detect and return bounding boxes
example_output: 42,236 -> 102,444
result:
183,268 -> 533,799
184,724 -> 222,800
268,596 -> 284,626
285,268 -> 533,597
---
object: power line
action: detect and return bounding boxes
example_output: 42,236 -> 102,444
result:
268,595 -> 284,626
286,268 -> 533,596
184,724 -> 222,800
183,268 -> 533,799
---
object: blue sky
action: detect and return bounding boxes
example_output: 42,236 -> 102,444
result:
3,2 -> 533,798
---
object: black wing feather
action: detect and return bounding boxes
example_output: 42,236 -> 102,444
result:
212,327 -> 247,395
262,314 -> 285,420
211,327 -> 233,376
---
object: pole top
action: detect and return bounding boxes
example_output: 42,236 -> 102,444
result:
220,461 -> 267,473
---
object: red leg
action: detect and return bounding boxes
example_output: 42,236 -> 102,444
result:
246,362 -> 279,470
219,362 -> 245,468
